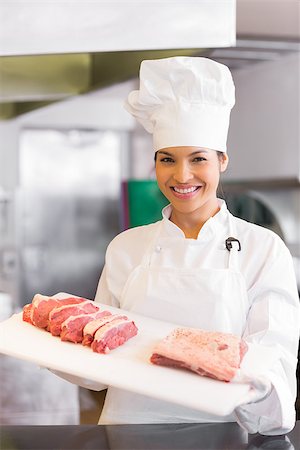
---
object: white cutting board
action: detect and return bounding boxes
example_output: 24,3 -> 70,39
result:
0,303 -> 254,417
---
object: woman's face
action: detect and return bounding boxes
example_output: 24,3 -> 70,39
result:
155,146 -> 228,216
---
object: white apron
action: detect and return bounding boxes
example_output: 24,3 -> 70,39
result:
99,213 -> 250,425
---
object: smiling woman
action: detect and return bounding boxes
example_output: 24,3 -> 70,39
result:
155,147 -> 228,238
60,56 -> 299,436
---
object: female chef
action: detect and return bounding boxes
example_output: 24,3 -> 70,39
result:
94,57 -> 300,435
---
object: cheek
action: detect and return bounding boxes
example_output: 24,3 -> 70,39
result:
155,167 -> 168,185
196,165 -> 219,181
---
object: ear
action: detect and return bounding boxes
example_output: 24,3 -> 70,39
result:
220,153 -> 229,173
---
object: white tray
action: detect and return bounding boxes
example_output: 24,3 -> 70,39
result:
0,302 -> 254,416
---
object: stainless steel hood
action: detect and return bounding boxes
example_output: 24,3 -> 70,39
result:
0,49 -> 202,119
0,0 -> 235,120
0,0 -> 299,120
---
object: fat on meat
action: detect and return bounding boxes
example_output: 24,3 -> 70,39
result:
22,294 -> 139,354
82,314 -> 128,346
150,328 -> 248,382
48,301 -> 99,336
28,294 -> 86,329
60,310 -> 112,343
91,318 -> 138,354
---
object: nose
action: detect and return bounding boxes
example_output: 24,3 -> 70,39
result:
173,161 -> 193,184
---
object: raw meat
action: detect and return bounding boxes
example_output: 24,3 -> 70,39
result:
60,310 -> 112,343
22,303 -> 33,324
48,301 -> 99,336
29,294 -> 86,329
22,293 -> 139,354
91,318 -> 138,354
150,328 -> 248,382
82,314 -> 128,346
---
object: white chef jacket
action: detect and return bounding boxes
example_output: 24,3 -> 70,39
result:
94,200 -> 299,434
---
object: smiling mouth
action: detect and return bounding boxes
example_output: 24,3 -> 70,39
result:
171,186 -> 202,194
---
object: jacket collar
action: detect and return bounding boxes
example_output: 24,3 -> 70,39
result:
161,199 -> 228,240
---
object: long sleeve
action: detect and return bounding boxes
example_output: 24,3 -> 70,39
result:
236,244 -> 300,435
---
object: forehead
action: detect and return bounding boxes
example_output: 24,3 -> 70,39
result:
157,147 -> 212,156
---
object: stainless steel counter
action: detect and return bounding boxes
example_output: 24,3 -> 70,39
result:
1,422 -> 299,450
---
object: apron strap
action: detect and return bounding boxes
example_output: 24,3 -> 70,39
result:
141,213 -> 241,272
227,213 -> 241,272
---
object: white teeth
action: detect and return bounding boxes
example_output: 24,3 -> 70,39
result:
173,186 -> 198,194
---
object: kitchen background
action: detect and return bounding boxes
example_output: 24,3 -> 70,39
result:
0,0 -> 299,426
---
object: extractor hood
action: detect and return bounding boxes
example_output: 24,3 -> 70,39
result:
0,0 -> 299,120
0,1 -> 236,119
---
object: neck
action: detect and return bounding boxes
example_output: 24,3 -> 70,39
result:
170,199 -> 220,239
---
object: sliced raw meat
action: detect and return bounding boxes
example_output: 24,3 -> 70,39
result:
22,292 -> 139,354
60,310 -> 112,343
29,294 -> 86,329
91,318 -> 138,354
82,314 -> 128,346
48,300 -> 99,336
22,303 -> 33,324
150,328 -> 248,382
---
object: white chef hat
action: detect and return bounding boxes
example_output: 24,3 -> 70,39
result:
124,56 -> 235,153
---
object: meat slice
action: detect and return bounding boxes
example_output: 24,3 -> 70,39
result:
22,303 -> 33,324
91,318 -> 138,354
29,294 -> 86,329
150,328 -> 248,382
22,292 -> 139,354
60,310 -> 112,343
82,314 -> 128,346
48,300 -> 99,336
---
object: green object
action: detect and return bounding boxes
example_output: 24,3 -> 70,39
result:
127,180 -> 169,228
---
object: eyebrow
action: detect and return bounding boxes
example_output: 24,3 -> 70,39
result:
158,149 -> 209,156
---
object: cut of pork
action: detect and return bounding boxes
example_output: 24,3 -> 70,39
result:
150,328 -> 248,382
91,318 -> 138,354
48,301 -> 99,336
82,314 -> 128,346
60,310 -> 112,343
29,294 -> 86,329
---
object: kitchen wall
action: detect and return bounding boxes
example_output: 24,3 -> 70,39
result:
0,80 -> 136,311
0,80 -> 137,426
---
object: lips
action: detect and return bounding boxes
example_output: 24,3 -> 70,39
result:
170,185 -> 202,198
173,186 -> 198,194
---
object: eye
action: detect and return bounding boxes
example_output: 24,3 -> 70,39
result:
192,156 -> 206,163
159,157 -> 174,163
